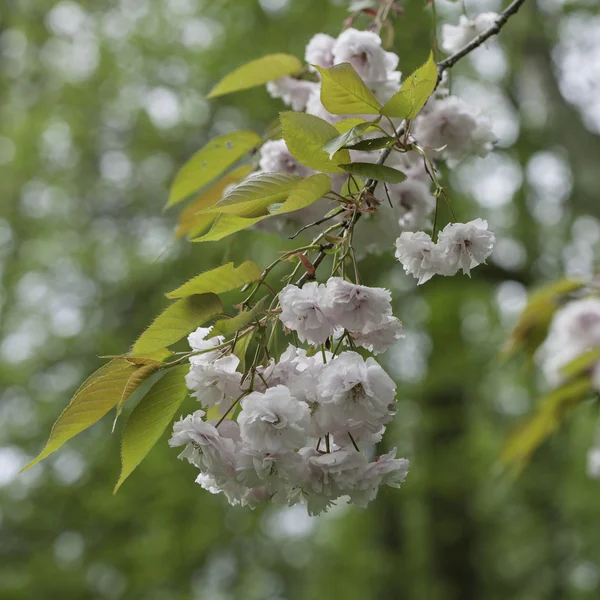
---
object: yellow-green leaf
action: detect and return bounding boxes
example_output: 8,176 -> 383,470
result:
209,297 -> 268,338
233,330 -> 254,372
322,120 -> 378,158
560,348 -> 600,379
334,118 -> 370,134
167,131 -> 261,208
206,172 -> 302,217
501,278 -> 585,361
207,53 -> 303,98
380,52 -> 438,119
167,261 -> 262,300
339,162 -> 406,183
191,174 -> 332,242
114,365 -> 190,492
176,166 -> 254,239
315,63 -> 382,115
500,377 -> 594,477
114,363 -> 161,422
131,294 -> 223,356
281,112 -> 350,173
21,359 -> 139,471
346,136 -> 396,151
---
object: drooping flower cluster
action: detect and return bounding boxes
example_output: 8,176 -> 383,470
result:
278,278 -> 404,352
170,281 -> 408,515
394,218 -> 495,284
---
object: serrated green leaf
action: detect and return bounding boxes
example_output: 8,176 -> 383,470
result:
500,377 -> 594,477
21,359 -> 140,471
114,365 -> 190,492
176,166 -> 254,239
192,214 -> 266,242
166,261 -> 262,300
334,118 -> 370,134
315,63 -> 382,115
322,120 -> 378,158
233,330 -> 254,372
114,363 -> 161,422
380,52 -> 438,119
281,112 -> 350,173
191,174 -> 332,243
207,54 -> 303,98
209,297 -> 268,338
208,172 -> 302,217
167,131 -> 261,208
346,136 -> 396,151
131,294 -> 223,356
339,162 -> 406,183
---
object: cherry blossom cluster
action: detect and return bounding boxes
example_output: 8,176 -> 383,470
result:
257,23 -> 497,265
394,218 -> 495,284
169,280 -> 409,515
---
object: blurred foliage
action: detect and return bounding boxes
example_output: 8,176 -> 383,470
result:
2,1 -> 600,599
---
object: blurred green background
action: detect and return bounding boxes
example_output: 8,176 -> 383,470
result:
2,0 -> 600,598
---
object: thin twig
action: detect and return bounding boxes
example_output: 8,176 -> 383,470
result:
289,208 -> 345,240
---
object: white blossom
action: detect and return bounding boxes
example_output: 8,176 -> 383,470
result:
315,351 -> 396,443
395,231 -> 443,285
236,446 -> 306,491
187,326 -> 224,363
278,282 -> 334,344
266,76 -> 317,112
350,315 -> 405,355
186,355 -> 243,410
587,447 -> 600,480
437,218 -> 495,276
305,33 -> 336,69
441,13 -> 499,55
259,139 -> 312,177
389,178 -> 436,231
322,277 -> 392,332
413,95 -> 496,164
541,297 -> 600,386
238,385 -> 311,453
169,410 -> 239,478
332,27 -> 399,83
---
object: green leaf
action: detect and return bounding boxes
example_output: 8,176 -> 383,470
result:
232,330 -> 254,372
131,294 -> 223,356
21,359 -> 140,471
380,52 -> 438,119
271,173 -> 332,214
209,297 -> 268,338
192,174 -> 332,242
500,377 -> 594,477
501,278 -> 585,361
315,63 -> 382,115
346,136 -> 396,151
176,165 -> 254,239
207,172 -> 302,217
191,214 -> 266,243
207,54 -> 303,99
334,118 -> 370,134
560,349 -> 600,379
114,363 -> 161,423
167,131 -> 261,208
322,120 -> 378,158
339,162 -> 406,183
281,112 -> 350,173
166,261 -> 262,300
114,365 -> 190,492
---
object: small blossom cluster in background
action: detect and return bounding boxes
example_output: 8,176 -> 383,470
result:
170,279 -> 408,515
538,296 -> 600,479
